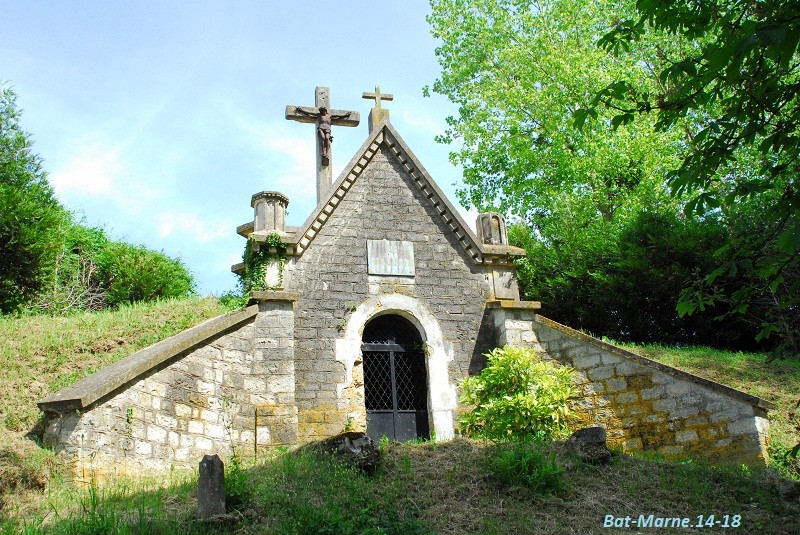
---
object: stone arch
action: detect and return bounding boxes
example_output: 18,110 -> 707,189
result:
335,294 -> 456,440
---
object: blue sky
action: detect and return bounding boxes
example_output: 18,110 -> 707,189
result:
2,0 -> 473,295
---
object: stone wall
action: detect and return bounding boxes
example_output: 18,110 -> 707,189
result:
492,305 -> 770,465
41,300 -> 298,479
287,145 -> 493,441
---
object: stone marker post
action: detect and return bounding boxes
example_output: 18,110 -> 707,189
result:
198,454 -> 226,519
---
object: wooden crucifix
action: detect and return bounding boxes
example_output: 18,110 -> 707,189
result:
285,87 -> 360,203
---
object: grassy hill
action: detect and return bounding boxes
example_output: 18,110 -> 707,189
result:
0,297 -> 798,532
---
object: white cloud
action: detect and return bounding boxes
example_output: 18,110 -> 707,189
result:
400,109 -> 443,136
49,144 -> 121,197
155,212 -> 232,244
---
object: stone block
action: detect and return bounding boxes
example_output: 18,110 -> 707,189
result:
728,418 -> 756,436
200,409 -> 220,423
665,381 -> 689,396
641,386 -> 665,400
155,414 -> 178,430
624,437 -> 643,451
204,423 -> 225,440
600,354 -> 622,365
195,436 -> 213,451
669,404 -> 700,419
587,366 -> 615,382
615,391 -> 638,404
606,378 -> 628,393
658,445 -> 684,456
267,374 -> 296,394
652,399 -> 677,412
256,426 -> 271,445
572,353 -> 602,370
135,440 -> 152,456
615,361 -> 639,375
675,429 -> 698,443
146,426 -> 167,443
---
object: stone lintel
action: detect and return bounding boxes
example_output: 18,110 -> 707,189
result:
237,222 -> 300,240
37,305 -> 260,414
249,291 -> 300,303
249,229 -> 300,245
481,244 -> 526,257
486,300 -> 542,310
236,221 -> 254,237
533,314 -> 775,411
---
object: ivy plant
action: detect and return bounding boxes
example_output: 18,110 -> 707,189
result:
239,232 -> 287,293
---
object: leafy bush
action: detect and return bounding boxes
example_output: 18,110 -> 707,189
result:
486,440 -> 565,494
459,346 -> 576,441
97,242 -> 194,307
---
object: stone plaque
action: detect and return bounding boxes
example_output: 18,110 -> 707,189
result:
367,240 -> 415,276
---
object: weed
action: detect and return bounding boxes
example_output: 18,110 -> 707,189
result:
486,439 -> 565,494
225,452 -> 249,510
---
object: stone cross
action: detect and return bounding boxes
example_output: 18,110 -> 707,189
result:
285,86 -> 360,204
362,86 -> 394,133
362,86 -> 394,109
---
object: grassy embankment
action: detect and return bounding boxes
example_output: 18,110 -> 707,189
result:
0,297 -> 798,533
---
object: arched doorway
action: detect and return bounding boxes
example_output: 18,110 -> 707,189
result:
362,314 -> 430,441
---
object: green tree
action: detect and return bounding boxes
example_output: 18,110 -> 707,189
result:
587,0 -> 800,357
426,0 -> 681,224
0,85 -> 66,313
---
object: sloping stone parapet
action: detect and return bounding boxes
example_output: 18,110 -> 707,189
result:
490,303 -> 773,466
38,305 -> 261,414
38,294 -> 299,480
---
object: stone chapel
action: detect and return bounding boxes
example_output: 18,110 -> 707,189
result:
39,87 -> 772,478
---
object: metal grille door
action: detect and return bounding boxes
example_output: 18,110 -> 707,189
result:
362,316 -> 429,441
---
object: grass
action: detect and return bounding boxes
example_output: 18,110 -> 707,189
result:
2,441 -> 798,534
0,296 -> 230,514
0,300 -> 799,532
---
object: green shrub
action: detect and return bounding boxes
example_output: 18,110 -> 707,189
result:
97,242 -> 194,306
459,345 -> 576,441
486,440 -> 565,494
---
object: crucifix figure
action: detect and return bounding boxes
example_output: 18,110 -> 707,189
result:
285,87 -> 360,203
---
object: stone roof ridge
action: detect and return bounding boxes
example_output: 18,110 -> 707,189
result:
291,118 -> 525,263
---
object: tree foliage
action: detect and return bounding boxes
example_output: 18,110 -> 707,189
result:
0,85 -> 66,313
426,0 -> 681,224
1,84 -> 195,315
587,0 -> 800,357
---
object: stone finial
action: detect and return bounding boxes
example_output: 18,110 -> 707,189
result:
476,212 -> 508,245
362,86 -> 394,133
198,454 -> 226,519
252,191 -> 289,234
